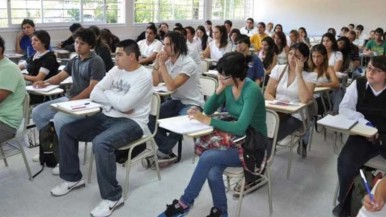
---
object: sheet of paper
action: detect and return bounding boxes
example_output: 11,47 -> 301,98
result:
317,114 -> 358,131
56,99 -> 102,112
26,85 -> 59,92
159,115 -> 213,134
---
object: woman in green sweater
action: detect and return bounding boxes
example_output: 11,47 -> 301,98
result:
158,52 -> 267,217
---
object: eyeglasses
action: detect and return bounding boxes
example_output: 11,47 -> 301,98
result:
367,64 -> 385,74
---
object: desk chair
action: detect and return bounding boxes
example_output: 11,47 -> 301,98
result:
176,76 -> 218,163
224,109 -> 280,217
87,93 -> 161,200
200,60 -> 209,74
0,94 -> 33,180
276,99 -> 317,179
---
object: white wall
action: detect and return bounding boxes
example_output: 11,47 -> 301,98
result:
253,0 -> 386,36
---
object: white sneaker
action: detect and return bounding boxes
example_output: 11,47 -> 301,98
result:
52,164 -> 60,175
50,179 -> 85,196
90,196 -> 124,217
32,154 -> 40,162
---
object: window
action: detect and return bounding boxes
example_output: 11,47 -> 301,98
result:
211,0 -> 252,20
2,0 -> 125,28
0,1 -> 8,27
134,0 -> 204,23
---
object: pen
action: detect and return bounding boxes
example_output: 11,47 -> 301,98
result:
359,169 -> 374,202
71,102 -> 90,110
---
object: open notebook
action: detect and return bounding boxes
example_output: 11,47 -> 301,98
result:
56,99 -> 102,113
158,115 -> 213,134
317,114 -> 358,131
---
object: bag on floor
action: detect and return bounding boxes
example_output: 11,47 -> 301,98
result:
33,122 -> 59,178
115,143 -> 146,164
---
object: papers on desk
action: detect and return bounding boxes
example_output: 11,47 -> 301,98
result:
158,115 -> 213,134
317,114 -> 358,131
56,99 -> 102,113
26,85 -> 59,93
269,100 -> 299,106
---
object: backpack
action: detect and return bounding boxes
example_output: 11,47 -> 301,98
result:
33,122 -> 59,178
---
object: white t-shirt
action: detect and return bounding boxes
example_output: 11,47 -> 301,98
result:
90,65 -> 153,135
187,39 -> 201,54
277,49 -> 288,65
208,40 -> 233,61
137,39 -> 163,58
270,64 -> 317,120
240,26 -> 257,37
328,51 -> 343,68
165,55 -> 204,107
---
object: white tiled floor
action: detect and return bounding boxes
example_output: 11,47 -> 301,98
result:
0,128 -> 343,217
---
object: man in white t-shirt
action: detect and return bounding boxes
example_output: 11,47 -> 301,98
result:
240,18 -> 257,37
50,39 -> 153,217
137,26 -> 163,65
151,31 -> 204,165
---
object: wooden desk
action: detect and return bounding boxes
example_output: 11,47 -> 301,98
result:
51,99 -> 101,116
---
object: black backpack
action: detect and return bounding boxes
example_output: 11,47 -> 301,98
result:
33,122 -> 59,178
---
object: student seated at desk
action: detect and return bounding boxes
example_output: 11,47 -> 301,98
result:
201,25 -> 232,64
0,36 -> 26,144
264,42 -> 317,154
89,25 -> 114,72
152,31 -> 204,165
57,23 -> 82,52
50,39 -> 152,217
363,178 -> 386,212
31,28 -> 106,174
137,25 -> 163,65
158,52 -> 267,217
333,56 -> 386,217
15,19 -> 35,58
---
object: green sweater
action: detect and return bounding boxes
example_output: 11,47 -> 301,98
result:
205,78 -> 267,136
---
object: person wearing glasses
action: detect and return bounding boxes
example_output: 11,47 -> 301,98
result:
158,52 -> 266,217
333,56 -> 386,217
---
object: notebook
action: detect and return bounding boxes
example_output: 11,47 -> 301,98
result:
158,115 -> 213,134
56,99 -> 102,113
317,114 -> 358,131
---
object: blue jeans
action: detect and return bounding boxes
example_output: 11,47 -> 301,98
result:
31,96 -> 84,137
180,148 -> 241,214
337,136 -> 386,204
151,99 -> 195,155
59,113 -> 143,201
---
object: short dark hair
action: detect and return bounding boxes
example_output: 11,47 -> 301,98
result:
246,18 -> 254,24
69,23 -> 82,32
21,19 -> 35,28
0,36 -> 5,54
205,20 -> 212,25
33,30 -> 51,50
375,28 -> 384,35
341,27 -> 349,32
146,25 -> 157,35
165,31 -> 188,56
174,23 -> 183,29
185,26 -> 195,36
230,28 -> 241,36
224,20 -> 233,27
116,39 -> 141,61
73,28 -> 96,48
257,22 -> 266,28
356,24 -> 364,32
235,34 -> 250,47
348,23 -> 355,28
217,52 -> 249,82
371,56 -> 386,72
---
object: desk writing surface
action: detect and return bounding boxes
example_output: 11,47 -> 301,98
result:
51,99 -> 101,116
350,124 -> 378,138
153,83 -> 173,96
265,100 -> 306,114
158,115 -> 213,134
314,86 -> 332,93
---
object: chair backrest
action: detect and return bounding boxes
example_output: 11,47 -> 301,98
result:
365,155 -> 386,171
199,76 -> 218,100
200,60 -> 209,73
265,109 -> 280,164
149,93 -> 161,138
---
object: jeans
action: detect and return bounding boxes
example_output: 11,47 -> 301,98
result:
31,96 -> 83,137
150,99 -> 195,155
337,135 -> 386,204
0,122 -> 16,144
180,148 -> 241,214
277,115 -> 302,141
59,113 -> 143,201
